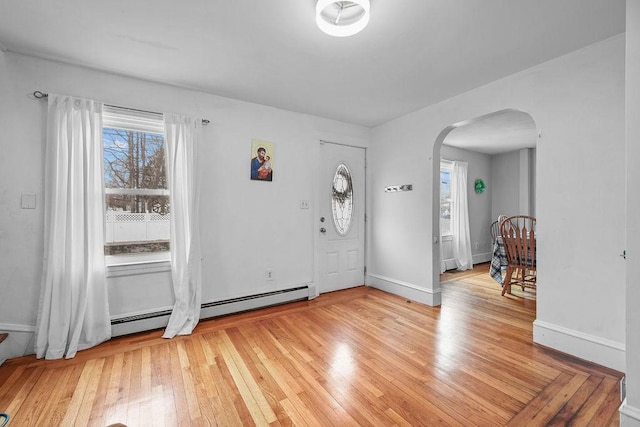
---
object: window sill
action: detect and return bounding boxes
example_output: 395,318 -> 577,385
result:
106,252 -> 171,278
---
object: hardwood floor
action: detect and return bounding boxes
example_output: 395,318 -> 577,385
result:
0,266 -> 622,426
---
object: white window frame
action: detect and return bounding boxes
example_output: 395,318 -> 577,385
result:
440,159 -> 454,237
102,106 -> 171,274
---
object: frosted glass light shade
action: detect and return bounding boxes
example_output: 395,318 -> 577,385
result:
316,0 -> 370,37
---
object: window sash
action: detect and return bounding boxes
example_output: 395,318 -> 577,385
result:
105,188 -> 169,196
440,160 -> 454,236
102,105 -> 165,134
102,106 -> 169,262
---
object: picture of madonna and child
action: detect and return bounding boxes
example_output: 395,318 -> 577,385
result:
250,145 -> 273,181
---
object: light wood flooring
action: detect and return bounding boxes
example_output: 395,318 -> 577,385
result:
0,265 -> 623,426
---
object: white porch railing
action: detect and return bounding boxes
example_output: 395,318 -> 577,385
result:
106,211 -> 170,243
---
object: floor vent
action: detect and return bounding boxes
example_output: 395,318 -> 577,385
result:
111,285 -> 310,337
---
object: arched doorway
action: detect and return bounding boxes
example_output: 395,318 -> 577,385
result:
432,109 -> 538,297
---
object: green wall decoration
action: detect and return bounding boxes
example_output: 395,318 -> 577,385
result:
474,178 -> 486,194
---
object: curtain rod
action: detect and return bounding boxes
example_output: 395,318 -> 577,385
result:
33,91 -> 210,125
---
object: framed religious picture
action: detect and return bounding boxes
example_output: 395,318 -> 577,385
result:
250,139 -> 274,182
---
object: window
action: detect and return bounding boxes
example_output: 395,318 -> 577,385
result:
331,163 -> 354,236
440,160 -> 453,236
102,106 -> 169,260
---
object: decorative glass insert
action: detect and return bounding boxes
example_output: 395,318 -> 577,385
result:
331,163 -> 354,236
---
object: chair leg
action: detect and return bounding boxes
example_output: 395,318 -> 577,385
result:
502,266 -> 513,295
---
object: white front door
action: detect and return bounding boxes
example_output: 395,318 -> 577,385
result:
318,142 -> 365,293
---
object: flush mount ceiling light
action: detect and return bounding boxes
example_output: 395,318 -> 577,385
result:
316,0 -> 370,37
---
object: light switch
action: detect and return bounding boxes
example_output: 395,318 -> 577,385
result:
21,193 -> 36,209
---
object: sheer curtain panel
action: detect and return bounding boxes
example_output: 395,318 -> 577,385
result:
451,161 -> 474,271
35,94 -> 111,359
162,114 -> 203,338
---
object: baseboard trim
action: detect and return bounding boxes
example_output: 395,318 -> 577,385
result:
472,251 -> 492,265
533,319 -> 625,372
111,285 -> 311,337
442,253 -> 491,272
1,286 -> 314,359
368,273 -> 441,306
0,323 -> 36,333
199,286 -> 310,321
0,324 -> 36,365
442,259 -> 457,271
620,399 -> 640,425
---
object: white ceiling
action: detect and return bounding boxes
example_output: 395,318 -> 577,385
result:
0,0 -> 625,133
444,109 -> 538,155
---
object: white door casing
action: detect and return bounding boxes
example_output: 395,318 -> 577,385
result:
317,142 -> 366,293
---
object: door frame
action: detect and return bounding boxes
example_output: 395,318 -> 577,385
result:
432,108 -> 538,309
313,139 -> 367,298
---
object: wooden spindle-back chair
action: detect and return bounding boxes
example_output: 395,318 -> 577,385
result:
500,215 -> 536,295
490,215 -> 509,245
490,220 -> 499,245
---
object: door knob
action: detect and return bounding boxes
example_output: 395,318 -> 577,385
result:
320,227 -> 326,233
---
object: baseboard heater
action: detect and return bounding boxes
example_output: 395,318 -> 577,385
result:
111,285 -> 310,337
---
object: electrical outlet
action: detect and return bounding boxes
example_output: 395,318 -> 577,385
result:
266,269 -> 273,281
474,242 -> 479,249
300,200 -> 310,209
21,193 -> 36,209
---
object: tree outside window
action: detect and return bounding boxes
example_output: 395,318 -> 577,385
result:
103,108 -> 169,256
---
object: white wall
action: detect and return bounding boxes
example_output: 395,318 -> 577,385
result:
623,2 -> 640,425
440,143 -> 536,271
491,150 -> 521,218
0,35 -> 629,387
490,147 -> 536,219
440,145 -> 492,267
369,36 -> 626,371
0,52 -> 371,361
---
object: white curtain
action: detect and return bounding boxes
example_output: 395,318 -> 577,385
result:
162,114 -> 203,338
35,94 -> 111,359
439,233 -> 446,274
451,161 -> 474,270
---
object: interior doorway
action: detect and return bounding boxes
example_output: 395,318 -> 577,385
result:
433,109 -> 538,292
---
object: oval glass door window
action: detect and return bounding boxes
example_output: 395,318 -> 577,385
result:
331,163 -> 354,236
